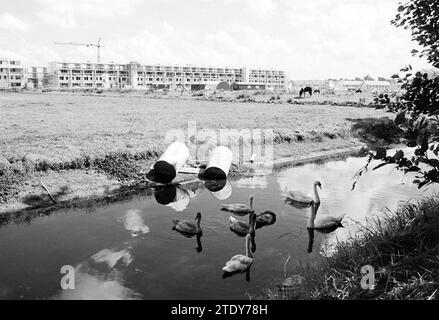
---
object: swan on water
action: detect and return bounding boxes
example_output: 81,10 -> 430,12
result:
222,234 -> 254,274
307,202 -> 344,233
172,212 -> 203,235
220,195 -> 254,215
284,181 -> 322,208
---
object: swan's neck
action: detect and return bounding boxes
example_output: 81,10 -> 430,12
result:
313,184 -> 320,204
307,204 -> 317,228
196,217 -> 201,231
249,197 -> 253,210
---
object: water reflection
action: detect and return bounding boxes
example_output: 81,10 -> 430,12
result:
205,179 -> 232,200
91,248 -> 133,268
306,228 -> 315,253
0,150 -> 434,300
120,209 -> 150,237
154,185 -> 192,212
54,247 -> 140,300
235,176 -> 268,189
153,180 -> 232,211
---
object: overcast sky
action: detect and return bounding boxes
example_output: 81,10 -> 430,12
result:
0,0 -> 433,79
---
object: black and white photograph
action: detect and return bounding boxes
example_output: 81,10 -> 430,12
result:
0,0 -> 438,307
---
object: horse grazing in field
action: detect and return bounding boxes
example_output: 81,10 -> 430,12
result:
299,87 -> 313,98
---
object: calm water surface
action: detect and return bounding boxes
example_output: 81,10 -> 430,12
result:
0,153 -> 433,299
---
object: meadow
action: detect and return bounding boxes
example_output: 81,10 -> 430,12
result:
0,92 -> 388,162
0,91 -> 389,213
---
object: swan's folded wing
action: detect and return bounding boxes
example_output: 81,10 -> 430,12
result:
223,257 -> 252,272
175,221 -> 196,232
315,216 -> 342,228
222,204 -> 250,212
286,191 -> 313,203
222,260 -> 242,273
229,254 -> 246,261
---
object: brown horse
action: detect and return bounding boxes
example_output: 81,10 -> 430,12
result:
299,87 -> 313,98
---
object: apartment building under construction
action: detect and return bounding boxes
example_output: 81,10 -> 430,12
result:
46,61 -> 287,90
0,58 -> 25,89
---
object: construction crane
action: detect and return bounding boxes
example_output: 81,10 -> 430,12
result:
355,74 -> 369,93
54,38 -> 103,63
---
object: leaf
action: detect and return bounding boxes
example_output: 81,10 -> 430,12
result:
393,150 -> 404,161
395,111 -> 406,125
374,148 -> 387,160
351,181 -> 357,191
411,49 -> 419,54
373,162 -> 390,171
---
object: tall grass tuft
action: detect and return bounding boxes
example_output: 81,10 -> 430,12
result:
256,196 -> 439,300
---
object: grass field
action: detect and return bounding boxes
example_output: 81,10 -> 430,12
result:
0,92 -> 389,213
0,92 -> 388,162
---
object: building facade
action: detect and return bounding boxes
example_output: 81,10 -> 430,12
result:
26,67 -> 50,89
48,61 -> 131,89
336,80 -> 391,92
0,58 -> 25,89
289,79 -> 393,93
46,61 -> 287,90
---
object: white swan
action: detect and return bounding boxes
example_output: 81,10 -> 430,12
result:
222,234 -> 253,273
307,203 -> 344,233
220,195 -> 254,215
285,181 -> 322,208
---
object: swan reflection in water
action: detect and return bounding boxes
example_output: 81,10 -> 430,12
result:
172,212 -> 203,253
222,234 -> 255,282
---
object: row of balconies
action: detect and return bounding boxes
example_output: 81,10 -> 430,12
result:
141,65 -> 243,73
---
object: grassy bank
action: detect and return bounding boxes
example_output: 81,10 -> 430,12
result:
258,196 -> 439,300
0,92 -> 389,213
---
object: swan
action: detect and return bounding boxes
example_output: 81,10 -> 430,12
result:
172,212 -> 202,235
222,234 -> 254,274
307,203 -> 344,233
229,212 -> 256,237
284,181 -> 322,208
220,195 -> 254,215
